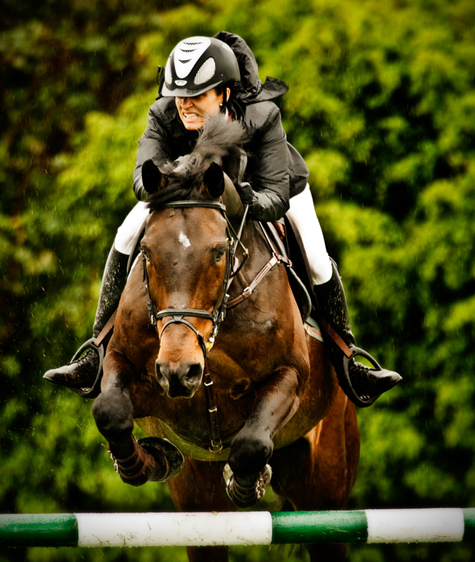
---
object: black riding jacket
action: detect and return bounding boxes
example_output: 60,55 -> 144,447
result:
133,31 -> 308,223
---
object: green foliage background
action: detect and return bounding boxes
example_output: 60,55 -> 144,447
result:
1,0 -> 475,560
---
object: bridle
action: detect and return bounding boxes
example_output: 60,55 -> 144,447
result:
142,200 -> 249,359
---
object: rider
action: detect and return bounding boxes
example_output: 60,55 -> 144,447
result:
44,32 -> 401,407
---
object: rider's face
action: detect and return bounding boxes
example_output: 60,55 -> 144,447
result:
175,88 -> 224,131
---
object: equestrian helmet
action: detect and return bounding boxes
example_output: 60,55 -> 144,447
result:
161,36 -> 240,98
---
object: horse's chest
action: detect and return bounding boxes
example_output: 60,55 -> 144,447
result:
134,370 -> 255,447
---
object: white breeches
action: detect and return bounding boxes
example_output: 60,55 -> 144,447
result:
287,185 -> 332,285
114,201 -> 149,255
114,185 -> 332,286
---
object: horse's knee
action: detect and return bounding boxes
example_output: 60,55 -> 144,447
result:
92,388 -> 134,442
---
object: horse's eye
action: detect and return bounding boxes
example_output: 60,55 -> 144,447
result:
141,246 -> 151,262
213,247 -> 226,264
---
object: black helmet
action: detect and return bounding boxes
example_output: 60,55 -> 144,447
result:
161,36 -> 240,98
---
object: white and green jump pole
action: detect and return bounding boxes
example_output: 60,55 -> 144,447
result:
1,509 -> 474,548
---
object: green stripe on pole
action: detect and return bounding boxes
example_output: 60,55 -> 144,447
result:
0,514 -> 78,548
463,509 -> 475,541
271,510 -> 368,544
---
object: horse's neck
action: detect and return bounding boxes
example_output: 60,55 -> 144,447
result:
222,175 -> 244,218
245,220 -> 270,253
237,220 -> 277,282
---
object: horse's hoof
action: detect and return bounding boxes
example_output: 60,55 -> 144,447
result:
223,463 -> 272,508
138,437 -> 184,482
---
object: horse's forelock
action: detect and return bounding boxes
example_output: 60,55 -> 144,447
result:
173,114 -> 247,178
147,114 -> 247,211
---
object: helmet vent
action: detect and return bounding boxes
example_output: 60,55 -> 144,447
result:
174,37 -> 211,79
165,58 -> 173,86
194,57 -> 216,85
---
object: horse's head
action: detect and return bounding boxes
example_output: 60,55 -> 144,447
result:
140,114 -> 246,399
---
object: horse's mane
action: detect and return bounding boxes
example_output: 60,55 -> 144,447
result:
147,113 -> 248,210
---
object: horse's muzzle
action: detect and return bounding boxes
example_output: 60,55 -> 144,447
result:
155,360 -> 203,399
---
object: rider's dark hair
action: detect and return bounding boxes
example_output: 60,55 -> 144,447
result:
215,83 -> 242,119
215,83 -> 229,114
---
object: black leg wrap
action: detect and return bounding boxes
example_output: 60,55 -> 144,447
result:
109,436 -> 184,487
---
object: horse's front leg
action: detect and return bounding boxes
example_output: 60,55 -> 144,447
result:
227,367 -> 300,507
92,350 -> 175,486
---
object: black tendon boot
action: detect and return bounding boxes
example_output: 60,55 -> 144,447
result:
43,245 -> 129,397
314,259 -> 402,407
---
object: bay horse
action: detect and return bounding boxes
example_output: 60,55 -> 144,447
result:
92,115 -> 360,562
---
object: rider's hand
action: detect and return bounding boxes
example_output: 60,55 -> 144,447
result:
236,181 -> 257,206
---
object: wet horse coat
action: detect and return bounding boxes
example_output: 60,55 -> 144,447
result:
92,115 -> 360,561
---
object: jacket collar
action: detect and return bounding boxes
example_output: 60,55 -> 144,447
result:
213,31 -> 289,106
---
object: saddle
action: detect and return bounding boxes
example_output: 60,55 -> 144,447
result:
261,217 -> 323,343
263,218 -> 311,318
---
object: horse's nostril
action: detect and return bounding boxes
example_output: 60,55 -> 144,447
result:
155,361 -> 169,388
155,360 -> 203,398
184,362 -> 203,385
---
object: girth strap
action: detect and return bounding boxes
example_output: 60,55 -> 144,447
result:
203,360 -> 222,452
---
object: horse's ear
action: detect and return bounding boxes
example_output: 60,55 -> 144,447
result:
203,162 -> 225,198
142,159 -> 164,194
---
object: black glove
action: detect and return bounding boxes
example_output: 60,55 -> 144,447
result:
142,159 -> 162,194
236,181 -> 257,206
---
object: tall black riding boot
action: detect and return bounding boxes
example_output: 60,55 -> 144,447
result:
314,259 -> 402,407
43,245 -> 129,398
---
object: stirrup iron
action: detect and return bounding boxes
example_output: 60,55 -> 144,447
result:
70,338 -> 104,398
